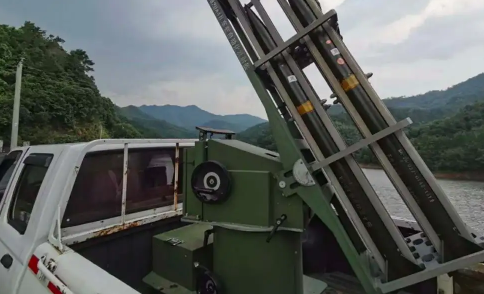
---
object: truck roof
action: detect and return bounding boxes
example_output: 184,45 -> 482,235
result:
10,138 -> 198,153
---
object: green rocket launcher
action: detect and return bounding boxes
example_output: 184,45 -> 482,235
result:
143,1 -> 484,293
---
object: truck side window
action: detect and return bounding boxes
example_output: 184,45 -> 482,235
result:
8,153 -> 53,235
0,151 -> 22,203
62,147 -> 183,228
126,148 -> 182,214
62,151 -> 124,228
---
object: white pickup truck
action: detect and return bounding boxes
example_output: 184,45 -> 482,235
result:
0,139 -> 197,294
0,138 -> 480,294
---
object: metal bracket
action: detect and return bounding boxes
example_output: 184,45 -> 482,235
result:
196,126 -> 236,141
309,118 -> 412,172
275,163 -> 334,202
275,169 -> 299,197
292,159 -> 315,187
165,237 -> 184,246
253,9 -> 337,69
378,249 -> 484,293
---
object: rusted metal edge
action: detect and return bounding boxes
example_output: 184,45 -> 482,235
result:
174,143 -> 180,210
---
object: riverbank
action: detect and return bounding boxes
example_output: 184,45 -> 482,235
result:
360,164 -> 484,182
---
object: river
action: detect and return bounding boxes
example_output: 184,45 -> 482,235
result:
363,168 -> 484,233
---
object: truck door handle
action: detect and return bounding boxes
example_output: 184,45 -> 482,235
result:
0,254 -> 13,269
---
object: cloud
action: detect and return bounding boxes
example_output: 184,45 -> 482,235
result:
125,1 -> 228,45
361,44 -> 484,99
376,0 -> 484,44
370,12 -> 484,64
2,0 -> 484,118
109,71 -> 266,118
115,0 -> 484,117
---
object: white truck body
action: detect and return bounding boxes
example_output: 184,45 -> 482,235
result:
0,138 -> 448,294
0,139 -> 197,294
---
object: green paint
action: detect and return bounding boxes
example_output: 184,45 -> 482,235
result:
213,227 -> 303,294
144,0 -> 382,292
150,224 -> 213,292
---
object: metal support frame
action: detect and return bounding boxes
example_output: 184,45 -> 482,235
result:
285,0 -> 480,262
279,0 -> 482,262
207,0 -> 484,293
323,24 -> 475,244
279,0 -> 479,288
252,9 -> 336,69
241,2 -> 396,275
207,1 -> 380,293
379,250 -> 484,293
274,116 -> 411,206
309,118 -> 411,171
283,11 -> 443,259
248,0 -> 420,276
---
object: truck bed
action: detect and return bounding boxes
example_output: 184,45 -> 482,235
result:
65,214 -> 484,294
70,217 -> 186,293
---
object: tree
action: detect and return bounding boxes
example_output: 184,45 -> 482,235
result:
0,22 -> 146,146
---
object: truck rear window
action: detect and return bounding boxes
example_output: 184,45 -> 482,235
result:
62,147 -> 184,228
0,151 -> 22,203
8,153 -> 53,234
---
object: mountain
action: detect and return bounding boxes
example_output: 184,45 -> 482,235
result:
328,73 -> 484,115
408,102 -> 484,172
0,22 -> 144,145
384,73 -> 484,109
1,20 -> 483,175
238,73 -> 484,173
220,114 -> 267,130
118,105 -> 155,120
116,106 -> 196,138
136,104 -> 266,132
239,100 -> 484,173
0,21 -> 198,145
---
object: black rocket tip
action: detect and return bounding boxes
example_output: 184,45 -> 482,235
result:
244,5 -> 260,24
244,6 -> 276,49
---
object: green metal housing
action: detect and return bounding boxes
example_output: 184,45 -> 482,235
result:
144,223 -> 214,293
184,139 -> 305,231
184,139 -> 307,294
143,0 -> 484,293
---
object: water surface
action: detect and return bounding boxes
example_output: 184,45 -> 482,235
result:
363,168 -> 484,233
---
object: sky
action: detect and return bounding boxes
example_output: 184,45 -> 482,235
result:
1,0 -> 484,119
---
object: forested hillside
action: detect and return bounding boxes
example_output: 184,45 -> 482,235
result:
1,21 -> 483,175
0,22 -> 196,145
0,22 -> 144,145
117,106 -> 196,138
408,102 -> 484,172
328,74 -> 484,115
238,101 -> 484,173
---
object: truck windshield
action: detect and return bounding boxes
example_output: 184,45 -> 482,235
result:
0,151 -> 22,203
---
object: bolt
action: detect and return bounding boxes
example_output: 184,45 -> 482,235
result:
279,181 -> 286,188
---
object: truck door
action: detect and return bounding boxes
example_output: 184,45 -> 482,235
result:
0,147 -> 60,294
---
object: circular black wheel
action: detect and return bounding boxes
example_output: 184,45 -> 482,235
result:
196,270 -> 221,294
191,160 -> 232,204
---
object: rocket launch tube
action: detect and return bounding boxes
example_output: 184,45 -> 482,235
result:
244,6 -> 421,281
286,0 -> 482,261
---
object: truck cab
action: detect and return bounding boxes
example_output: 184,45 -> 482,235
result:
0,139 -> 196,294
